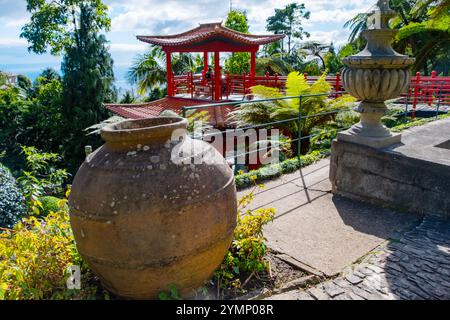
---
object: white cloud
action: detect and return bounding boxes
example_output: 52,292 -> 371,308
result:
110,42 -> 147,53
0,38 -> 27,47
106,0 -> 374,37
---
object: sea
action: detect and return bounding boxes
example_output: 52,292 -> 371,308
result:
0,64 -> 136,97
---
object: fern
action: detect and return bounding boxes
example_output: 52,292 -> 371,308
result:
228,71 -> 357,155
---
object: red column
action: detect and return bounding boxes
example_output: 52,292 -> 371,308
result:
250,50 -> 256,84
166,51 -> 173,97
214,51 -> 221,101
203,52 -> 209,78
214,51 -> 224,127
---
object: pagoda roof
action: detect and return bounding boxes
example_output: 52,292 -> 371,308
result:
137,22 -> 285,51
105,97 -> 235,127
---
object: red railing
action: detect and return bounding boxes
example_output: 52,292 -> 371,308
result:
399,71 -> 450,118
171,71 -> 450,109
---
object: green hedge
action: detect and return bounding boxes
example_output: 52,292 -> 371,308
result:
235,151 -> 326,189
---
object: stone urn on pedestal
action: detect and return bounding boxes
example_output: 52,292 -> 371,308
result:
338,0 -> 415,148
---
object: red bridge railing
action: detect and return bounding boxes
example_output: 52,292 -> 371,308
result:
171,71 -> 450,112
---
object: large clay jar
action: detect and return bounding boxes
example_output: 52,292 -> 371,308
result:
69,117 -> 237,299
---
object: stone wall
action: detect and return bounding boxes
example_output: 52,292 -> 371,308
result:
330,140 -> 450,217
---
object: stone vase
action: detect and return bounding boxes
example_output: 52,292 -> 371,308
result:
339,1 -> 415,148
69,117 -> 237,299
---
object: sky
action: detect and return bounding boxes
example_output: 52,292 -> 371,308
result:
0,0 -> 376,92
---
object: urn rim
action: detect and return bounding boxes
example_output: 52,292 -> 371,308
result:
101,117 -> 188,144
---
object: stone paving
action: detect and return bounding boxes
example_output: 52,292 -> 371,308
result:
266,215 -> 450,300
238,158 -> 420,277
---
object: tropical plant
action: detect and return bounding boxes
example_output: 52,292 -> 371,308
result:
0,163 -> 26,229
344,12 -> 370,43
395,0 -> 450,72
229,71 -> 357,155
344,0 -> 450,74
324,43 -> 343,74
298,41 -> 329,70
128,46 -> 202,95
255,55 -> 294,76
120,90 -> 136,104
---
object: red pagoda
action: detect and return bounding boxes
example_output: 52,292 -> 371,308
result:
106,22 -> 285,127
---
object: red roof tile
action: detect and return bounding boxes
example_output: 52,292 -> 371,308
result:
105,97 -> 235,128
137,22 -> 285,48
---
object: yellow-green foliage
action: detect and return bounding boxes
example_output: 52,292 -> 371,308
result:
214,182 -> 275,289
1,205 -> 74,299
230,71 -> 356,137
0,195 -> 90,300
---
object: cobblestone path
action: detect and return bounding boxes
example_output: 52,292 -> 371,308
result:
267,215 -> 450,300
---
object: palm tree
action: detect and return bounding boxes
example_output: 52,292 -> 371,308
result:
344,13 -> 369,43
412,0 -> 450,19
255,54 -> 294,76
128,46 -> 202,95
298,41 -> 329,70
128,46 -> 166,96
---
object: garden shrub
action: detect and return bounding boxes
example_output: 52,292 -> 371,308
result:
235,150 -> 325,189
40,196 -> 66,216
0,163 -> 26,229
0,192 -> 102,300
214,182 -> 275,292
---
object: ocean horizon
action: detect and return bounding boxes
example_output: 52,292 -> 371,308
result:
0,63 -> 136,97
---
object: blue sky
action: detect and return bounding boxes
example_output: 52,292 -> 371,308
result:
0,0 -> 376,92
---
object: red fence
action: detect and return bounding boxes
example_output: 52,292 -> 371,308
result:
400,71 -> 450,114
171,71 -> 450,109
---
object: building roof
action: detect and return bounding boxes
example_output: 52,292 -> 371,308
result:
105,97 -> 235,127
137,22 -> 285,51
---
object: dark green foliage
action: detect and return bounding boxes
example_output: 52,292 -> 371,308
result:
144,87 -> 166,102
225,10 -> 251,75
21,0 -> 110,55
0,75 -> 65,173
0,163 -> 26,229
17,75 -> 32,92
324,43 -> 343,74
120,90 -> 135,104
61,4 -> 115,172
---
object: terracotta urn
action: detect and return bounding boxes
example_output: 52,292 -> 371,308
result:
69,117 -> 237,299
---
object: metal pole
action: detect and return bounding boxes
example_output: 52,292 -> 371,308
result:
296,95 -> 311,202
297,96 -> 303,159
436,87 -> 442,120
404,85 -> 410,124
